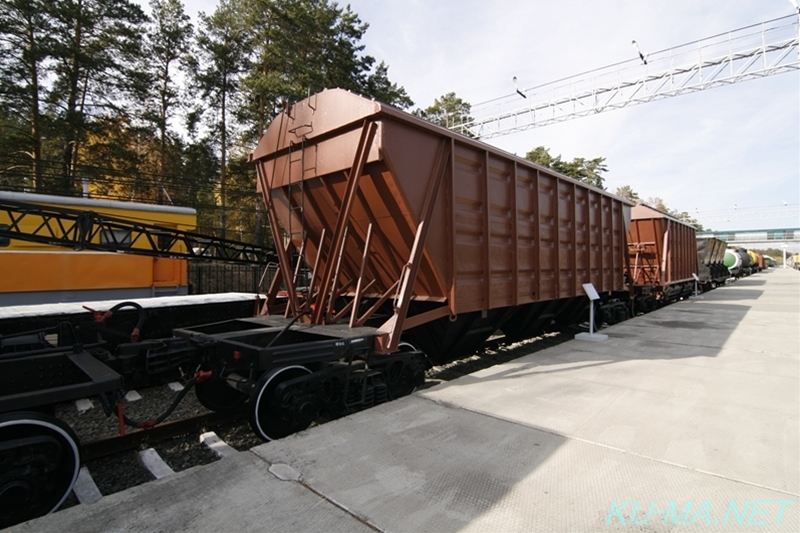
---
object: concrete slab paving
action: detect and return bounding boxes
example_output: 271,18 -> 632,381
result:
254,396 -> 797,532
10,451 -> 373,533
423,269 -> 800,494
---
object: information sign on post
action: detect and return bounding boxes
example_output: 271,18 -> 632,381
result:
691,273 -> 703,299
575,283 -> 608,342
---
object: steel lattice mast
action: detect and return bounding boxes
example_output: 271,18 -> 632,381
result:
455,15 -> 799,139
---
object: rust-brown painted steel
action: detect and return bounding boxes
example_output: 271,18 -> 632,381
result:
628,204 -> 697,289
250,89 -> 631,352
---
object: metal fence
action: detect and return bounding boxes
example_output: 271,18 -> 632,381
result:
188,262 -> 275,295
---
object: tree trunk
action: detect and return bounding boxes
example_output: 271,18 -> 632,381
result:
220,77 -> 228,240
158,61 -> 169,204
26,20 -> 43,192
61,12 -> 84,196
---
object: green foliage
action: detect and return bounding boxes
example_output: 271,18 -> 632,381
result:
612,186 -> 706,231
139,0 -> 194,201
525,145 -> 607,190
0,0 -> 412,244
614,185 -> 640,202
0,0 -> 59,191
415,92 -> 473,134
363,61 -> 413,109
645,196 -> 668,212
641,195 -> 705,231
237,0 -> 411,140
48,0 -> 148,194
189,0 -> 250,238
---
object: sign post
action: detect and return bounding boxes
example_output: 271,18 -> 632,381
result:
690,273 -> 703,299
574,283 -> 608,342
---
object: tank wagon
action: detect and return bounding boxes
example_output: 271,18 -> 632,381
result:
627,204 -> 697,309
174,88 -> 633,441
696,237 -> 729,290
747,250 -> 763,272
724,247 -> 753,277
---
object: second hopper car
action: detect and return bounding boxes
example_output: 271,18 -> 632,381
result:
174,88 -> 634,441
627,203 -> 697,310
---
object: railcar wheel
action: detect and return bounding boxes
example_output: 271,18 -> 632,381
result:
384,360 -> 417,399
249,366 -> 313,441
385,343 -> 425,399
195,376 -> 248,412
0,412 -> 81,529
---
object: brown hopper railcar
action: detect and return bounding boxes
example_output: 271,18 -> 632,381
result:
249,88 -> 633,361
172,89 -> 636,442
627,204 -> 698,309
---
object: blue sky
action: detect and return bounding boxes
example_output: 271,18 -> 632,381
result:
173,1 -> 799,234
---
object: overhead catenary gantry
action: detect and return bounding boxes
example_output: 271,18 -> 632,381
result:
454,14 -> 799,139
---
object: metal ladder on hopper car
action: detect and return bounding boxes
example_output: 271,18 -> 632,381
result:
284,111 -> 315,310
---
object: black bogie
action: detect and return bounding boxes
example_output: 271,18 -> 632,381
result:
242,350 -> 425,441
0,411 -> 81,529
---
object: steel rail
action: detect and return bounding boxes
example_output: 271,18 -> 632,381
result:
80,407 -> 248,461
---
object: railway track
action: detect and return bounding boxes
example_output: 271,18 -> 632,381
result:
41,328 -> 575,519
50,381 -> 264,513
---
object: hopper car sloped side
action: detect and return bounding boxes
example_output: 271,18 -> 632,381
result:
696,238 -> 713,284
628,204 -> 697,308
709,237 -> 730,285
696,237 -> 729,290
250,88 -> 632,364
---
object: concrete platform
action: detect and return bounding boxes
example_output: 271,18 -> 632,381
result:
11,269 -> 799,532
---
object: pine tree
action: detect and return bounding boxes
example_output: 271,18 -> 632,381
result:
238,0 -> 411,141
614,185 -> 640,203
139,0 -> 193,204
415,92 -> 473,132
190,0 -> 249,238
47,0 -> 147,195
0,0 -> 56,191
525,145 -> 608,190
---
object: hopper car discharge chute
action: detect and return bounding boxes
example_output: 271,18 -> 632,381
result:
173,88 -> 635,442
